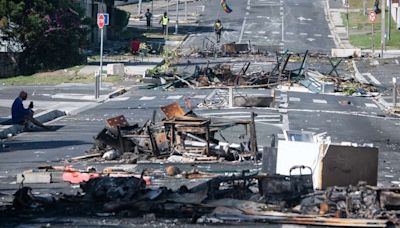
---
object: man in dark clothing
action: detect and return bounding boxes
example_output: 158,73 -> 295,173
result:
11,91 -> 49,129
145,8 -> 152,29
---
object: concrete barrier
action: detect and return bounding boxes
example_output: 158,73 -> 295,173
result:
331,48 -> 362,58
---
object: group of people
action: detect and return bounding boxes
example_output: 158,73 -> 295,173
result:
144,9 -> 223,43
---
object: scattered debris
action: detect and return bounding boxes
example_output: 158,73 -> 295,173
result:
3,176 -> 399,227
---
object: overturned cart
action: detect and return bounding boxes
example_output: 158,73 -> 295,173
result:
91,102 -> 260,162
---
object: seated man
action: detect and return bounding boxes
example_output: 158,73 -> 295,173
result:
11,91 -> 49,129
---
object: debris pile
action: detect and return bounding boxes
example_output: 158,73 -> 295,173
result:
80,102 -> 259,163
143,50 -> 379,97
297,182 -> 400,222
3,175 -> 399,227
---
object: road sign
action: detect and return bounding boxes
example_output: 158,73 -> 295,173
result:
103,13 -> 109,26
97,13 -> 105,29
369,11 -> 376,23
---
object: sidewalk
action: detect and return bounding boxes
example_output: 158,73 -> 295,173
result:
326,0 -> 354,49
121,0 -> 202,26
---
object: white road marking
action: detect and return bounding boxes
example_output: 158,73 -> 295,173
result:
246,6 -> 251,10
192,95 -> 206,99
395,59 -> 399,64
167,95 -> 182,100
111,97 -> 130,101
313,99 -> 327,104
306,38 -> 315,42
328,35 -> 334,38
246,12 -> 249,15
362,73 -> 382,85
139,96 -> 156,101
300,33 -> 307,36
289,97 -> 301,102
272,31 -> 280,35
258,31 -> 266,34
297,17 -> 312,21
365,103 -> 378,108
244,31 -> 252,34
314,34 -> 322,37
286,32 -> 294,35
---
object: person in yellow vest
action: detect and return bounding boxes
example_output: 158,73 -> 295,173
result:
159,12 -> 169,36
214,19 -> 223,43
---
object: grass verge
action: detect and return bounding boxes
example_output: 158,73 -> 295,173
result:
0,67 -> 124,86
342,8 -> 400,49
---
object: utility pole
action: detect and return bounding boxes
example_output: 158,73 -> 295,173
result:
363,0 -> 367,15
388,0 -> 392,41
184,0 -> 187,21
381,0 -> 386,57
346,0 -> 349,38
175,0 -> 179,34
138,0 -> 142,16
167,0 -> 169,37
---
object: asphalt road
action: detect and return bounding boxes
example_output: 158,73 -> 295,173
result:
182,0 -> 335,53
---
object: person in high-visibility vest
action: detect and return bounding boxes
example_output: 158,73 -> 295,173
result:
159,12 -> 169,36
214,19 -> 223,43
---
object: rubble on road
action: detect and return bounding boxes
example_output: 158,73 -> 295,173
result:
74,102 -> 259,163
2,175 -> 399,227
143,49 -> 378,97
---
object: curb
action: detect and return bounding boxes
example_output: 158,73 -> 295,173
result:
0,109 -> 66,139
65,87 -> 130,116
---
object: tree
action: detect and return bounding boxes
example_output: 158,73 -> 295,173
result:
0,0 -> 88,74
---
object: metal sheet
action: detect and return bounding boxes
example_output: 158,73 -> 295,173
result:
161,102 -> 185,120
